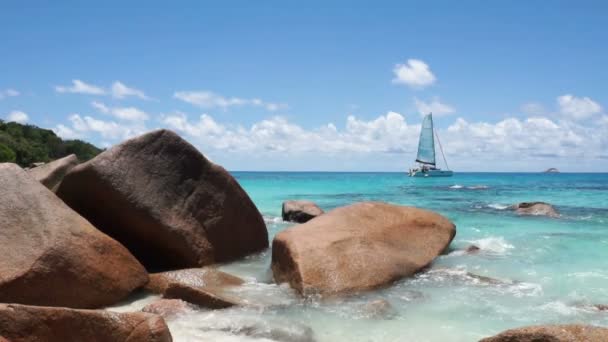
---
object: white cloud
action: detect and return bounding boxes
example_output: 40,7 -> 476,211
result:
557,94 -> 602,120
5,89 -> 19,97
162,111 -> 420,155
174,90 -> 287,111
55,80 -> 150,100
414,97 -> 455,116
0,89 -> 20,100
55,80 -> 106,95
53,124 -> 81,140
55,113 -> 148,142
6,110 -> 29,123
50,95 -> 608,171
92,101 -> 149,121
392,59 -> 436,88
111,81 -> 150,100
91,101 -> 110,113
158,109 -> 607,171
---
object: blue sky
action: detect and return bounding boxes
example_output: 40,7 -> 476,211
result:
1,1 -> 607,171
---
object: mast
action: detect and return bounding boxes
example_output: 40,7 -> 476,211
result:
434,129 -> 450,171
415,113 -> 436,166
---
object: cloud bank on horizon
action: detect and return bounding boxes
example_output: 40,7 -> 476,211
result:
2,58 -> 606,172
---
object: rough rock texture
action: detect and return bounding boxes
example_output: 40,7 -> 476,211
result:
28,154 -> 78,192
145,268 -> 244,294
512,202 -> 559,217
272,202 -> 456,295
282,200 -> 324,223
480,324 -> 608,342
0,303 -> 172,342
141,299 -> 192,319
56,129 -> 268,270
0,163 -> 148,308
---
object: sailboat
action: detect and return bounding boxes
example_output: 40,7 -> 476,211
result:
408,113 -> 453,177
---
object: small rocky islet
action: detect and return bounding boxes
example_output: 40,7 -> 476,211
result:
0,129 -> 602,341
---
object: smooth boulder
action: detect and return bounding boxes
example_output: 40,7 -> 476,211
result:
282,200 -> 324,223
164,283 -> 242,309
145,268 -> 244,294
512,202 -> 559,217
0,163 -> 148,308
272,202 -> 456,295
28,154 -> 79,192
141,299 -> 193,319
57,129 -> 268,270
145,268 -> 247,309
480,324 -> 608,342
0,303 -> 172,342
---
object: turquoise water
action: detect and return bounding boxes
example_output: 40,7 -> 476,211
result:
150,172 -> 608,341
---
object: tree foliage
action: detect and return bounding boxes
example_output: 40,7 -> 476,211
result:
0,120 -> 102,166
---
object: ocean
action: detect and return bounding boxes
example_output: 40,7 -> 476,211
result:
112,172 -> 608,341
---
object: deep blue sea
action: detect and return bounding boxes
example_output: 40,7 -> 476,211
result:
114,172 -> 608,341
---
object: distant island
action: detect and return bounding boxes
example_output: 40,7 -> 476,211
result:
0,120 -> 102,167
543,168 -> 560,173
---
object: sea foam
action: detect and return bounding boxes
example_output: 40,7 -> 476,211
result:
467,237 -> 514,255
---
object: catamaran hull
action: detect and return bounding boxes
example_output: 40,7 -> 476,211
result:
409,169 -> 453,177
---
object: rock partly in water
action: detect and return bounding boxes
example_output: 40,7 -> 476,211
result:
272,202 -> 456,296
145,268 -> 244,294
0,163 -> 148,308
0,303 -> 172,342
282,200 -> 324,223
56,129 -> 268,270
512,202 -> 559,218
543,167 -> 560,173
141,299 -> 193,319
27,154 -> 78,192
465,245 -> 481,254
144,268 -> 266,309
164,283 -> 242,309
480,324 -> 608,342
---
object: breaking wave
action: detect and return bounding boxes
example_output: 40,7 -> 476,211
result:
487,203 -> 510,210
466,237 -> 515,255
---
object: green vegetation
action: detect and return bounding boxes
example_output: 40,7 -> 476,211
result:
0,120 -> 102,167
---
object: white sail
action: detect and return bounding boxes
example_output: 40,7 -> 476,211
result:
415,113 -> 436,165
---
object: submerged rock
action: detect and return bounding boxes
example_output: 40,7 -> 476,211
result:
594,304 -> 608,311
360,299 -> 396,319
480,324 -> 608,342
512,202 -> 559,217
0,303 -> 172,342
27,154 -> 79,192
141,299 -> 193,319
423,267 -> 512,286
282,200 -> 324,223
171,309 -> 316,342
57,129 -> 268,270
0,163 -> 147,308
272,202 -> 456,295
